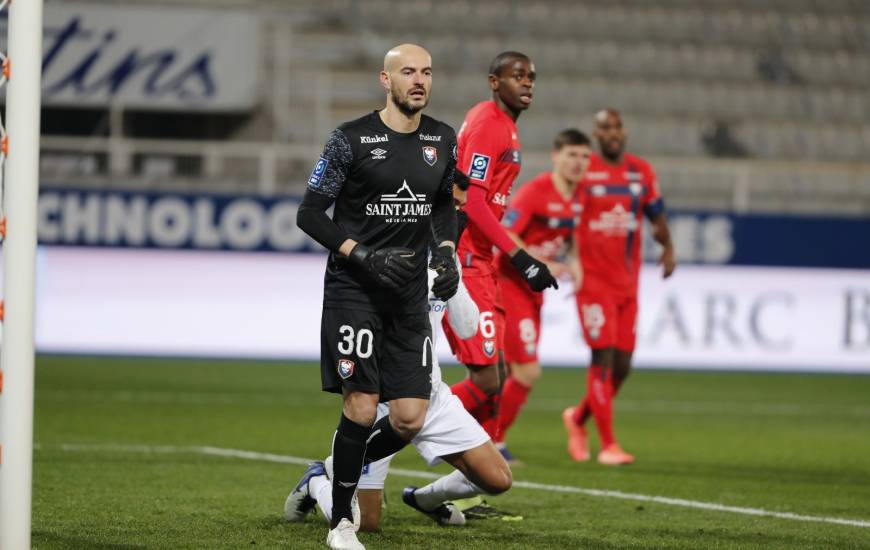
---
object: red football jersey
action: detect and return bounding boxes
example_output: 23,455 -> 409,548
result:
577,152 -> 663,296
497,172 -> 582,287
456,100 -> 522,276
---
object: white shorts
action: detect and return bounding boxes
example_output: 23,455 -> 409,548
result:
357,381 -> 490,490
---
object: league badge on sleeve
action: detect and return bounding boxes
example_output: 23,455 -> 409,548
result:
308,157 -> 328,186
337,359 -> 355,380
469,153 -> 491,182
422,146 -> 438,166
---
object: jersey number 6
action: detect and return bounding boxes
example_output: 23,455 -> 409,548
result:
479,312 -> 496,339
338,325 -> 374,359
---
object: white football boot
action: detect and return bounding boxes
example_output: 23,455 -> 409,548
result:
326,517 -> 365,550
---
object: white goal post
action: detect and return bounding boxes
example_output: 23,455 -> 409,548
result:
0,0 -> 44,548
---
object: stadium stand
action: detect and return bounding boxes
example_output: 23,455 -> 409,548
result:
36,0 -> 870,213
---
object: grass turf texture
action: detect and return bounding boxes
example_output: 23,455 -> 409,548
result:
32,356 -> 870,549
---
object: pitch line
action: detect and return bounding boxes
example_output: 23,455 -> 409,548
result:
45,443 -> 870,529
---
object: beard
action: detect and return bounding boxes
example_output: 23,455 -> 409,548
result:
390,86 -> 428,116
601,140 -> 624,162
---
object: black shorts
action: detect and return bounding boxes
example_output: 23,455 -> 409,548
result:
320,307 -> 433,401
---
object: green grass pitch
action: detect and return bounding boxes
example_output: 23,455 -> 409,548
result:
32,356 -> 870,549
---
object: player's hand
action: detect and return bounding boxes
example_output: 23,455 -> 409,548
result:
349,244 -> 416,289
659,245 -> 676,279
511,249 -> 559,292
430,245 -> 459,300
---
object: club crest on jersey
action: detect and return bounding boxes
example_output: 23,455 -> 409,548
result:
422,146 -> 438,166
337,359 -> 355,379
483,339 -> 495,357
308,157 -> 328,186
469,153 -> 491,181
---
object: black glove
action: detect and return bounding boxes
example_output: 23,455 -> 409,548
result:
348,244 -> 416,289
430,245 -> 459,300
510,249 -> 558,292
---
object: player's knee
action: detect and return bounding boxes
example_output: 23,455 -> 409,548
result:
342,396 -> 378,426
389,412 -> 425,440
512,362 -> 541,386
480,463 -> 513,495
614,351 -> 632,381
591,348 -> 616,368
468,366 -> 500,395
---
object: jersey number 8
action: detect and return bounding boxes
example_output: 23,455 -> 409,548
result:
338,325 -> 374,359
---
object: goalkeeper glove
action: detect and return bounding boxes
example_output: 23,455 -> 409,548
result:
348,244 -> 416,289
430,245 -> 460,300
510,249 -> 558,292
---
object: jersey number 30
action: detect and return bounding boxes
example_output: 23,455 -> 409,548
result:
338,325 -> 374,359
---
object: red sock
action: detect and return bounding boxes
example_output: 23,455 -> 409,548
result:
482,393 -> 501,440
497,377 -> 531,442
586,364 -> 615,448
451,379 -> 488,417
573,371 -> 626,426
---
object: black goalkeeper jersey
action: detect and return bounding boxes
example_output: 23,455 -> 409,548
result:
307,111 -> 457,313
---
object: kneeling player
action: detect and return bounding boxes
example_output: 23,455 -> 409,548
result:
286,264 -> 512,532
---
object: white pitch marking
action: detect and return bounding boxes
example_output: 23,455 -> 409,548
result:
44,443 -> 870,529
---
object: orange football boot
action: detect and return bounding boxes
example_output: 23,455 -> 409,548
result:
597,444 -> 635,466
562,407 -> 590,462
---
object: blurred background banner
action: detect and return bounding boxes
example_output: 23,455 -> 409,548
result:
5,247 -> 867,371
34,3 -> 258,110
35,188 -> 870,269
37,188 -> 319,252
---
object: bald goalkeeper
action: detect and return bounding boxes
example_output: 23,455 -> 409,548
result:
295,44 -> 459,550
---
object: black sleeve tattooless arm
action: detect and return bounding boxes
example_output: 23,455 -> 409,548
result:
296,189 -> 348,252
431,139 -> 459,247
431,189 -> 458,247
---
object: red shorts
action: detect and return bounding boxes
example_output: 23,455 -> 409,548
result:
500,274 -> 542,364
576,289 -> 638,352
443,273 -> 504,366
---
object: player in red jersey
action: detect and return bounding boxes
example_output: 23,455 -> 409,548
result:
494,129 -> 592,459
562,109 -> 676,465
444,52 -> 558,449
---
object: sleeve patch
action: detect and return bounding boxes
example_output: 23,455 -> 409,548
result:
468,153 -> 491,181
308,157 -> 328,186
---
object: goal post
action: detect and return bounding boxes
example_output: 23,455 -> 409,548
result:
0,0 -> 44,547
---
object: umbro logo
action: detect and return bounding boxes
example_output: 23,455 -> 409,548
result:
337,481 -> 357,488
370,148 -> 387,160
361,134 -> 388,144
